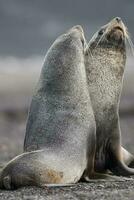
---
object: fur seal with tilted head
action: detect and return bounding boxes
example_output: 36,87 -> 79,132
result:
0,25 -> 96,189
85,17 -> 134,176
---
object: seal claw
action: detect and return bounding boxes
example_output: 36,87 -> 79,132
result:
3,175 -> 11,190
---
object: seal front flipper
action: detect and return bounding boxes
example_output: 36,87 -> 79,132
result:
108,146 -> 134,176
108,152 -> 134,176
107,126 -> 134,176
41,183 -> 75,187
2,176 -> 12,190
85,173 -> 126,181
121,147 -> 134,168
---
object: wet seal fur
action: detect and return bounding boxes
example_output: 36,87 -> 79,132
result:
85,17 -> 134,176
0,26 -> 96,189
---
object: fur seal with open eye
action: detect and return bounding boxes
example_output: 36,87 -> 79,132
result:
0,25 -> 96,189
85,17 -> 134,176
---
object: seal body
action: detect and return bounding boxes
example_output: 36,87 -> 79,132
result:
85,17 -> 134,176
24,26 -> 95,153
0,26 -> 96,189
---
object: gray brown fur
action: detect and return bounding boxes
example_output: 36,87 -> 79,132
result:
85,17 -> 134,176
0,26 -> 96,189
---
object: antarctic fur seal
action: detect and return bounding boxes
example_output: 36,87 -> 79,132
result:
0,25 -> 96,189
85,17 -> 134,176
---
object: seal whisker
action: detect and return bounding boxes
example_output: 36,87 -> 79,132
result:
126,37 -> 134,57
88,48 -> 94,60
95,32 -> 106,49
121,22 -> 129,39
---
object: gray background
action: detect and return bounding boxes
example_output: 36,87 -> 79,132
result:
0,0 -> 134,57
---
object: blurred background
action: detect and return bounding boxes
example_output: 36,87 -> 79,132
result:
0,0 -> 134,165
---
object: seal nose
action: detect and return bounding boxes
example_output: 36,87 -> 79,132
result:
115,17 -> 121,23
73,25 -> 84,33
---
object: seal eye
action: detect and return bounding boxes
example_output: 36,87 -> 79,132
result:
98,29 -> 104,36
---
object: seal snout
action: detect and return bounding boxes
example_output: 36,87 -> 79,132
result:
104,17 -> 128,44
69,25 -> 86,48
112,17 -> 123,25
68,25 -> 84,35
109,17 -> 124,32
115,17 -> 122,23
72,25 -> 84,33
110,27 -> 124,42
109,17 -> 128,39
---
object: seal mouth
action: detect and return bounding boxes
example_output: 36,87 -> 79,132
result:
87,18 -> 128,50
114,26 -> 124,33
107,25 -> 125,43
